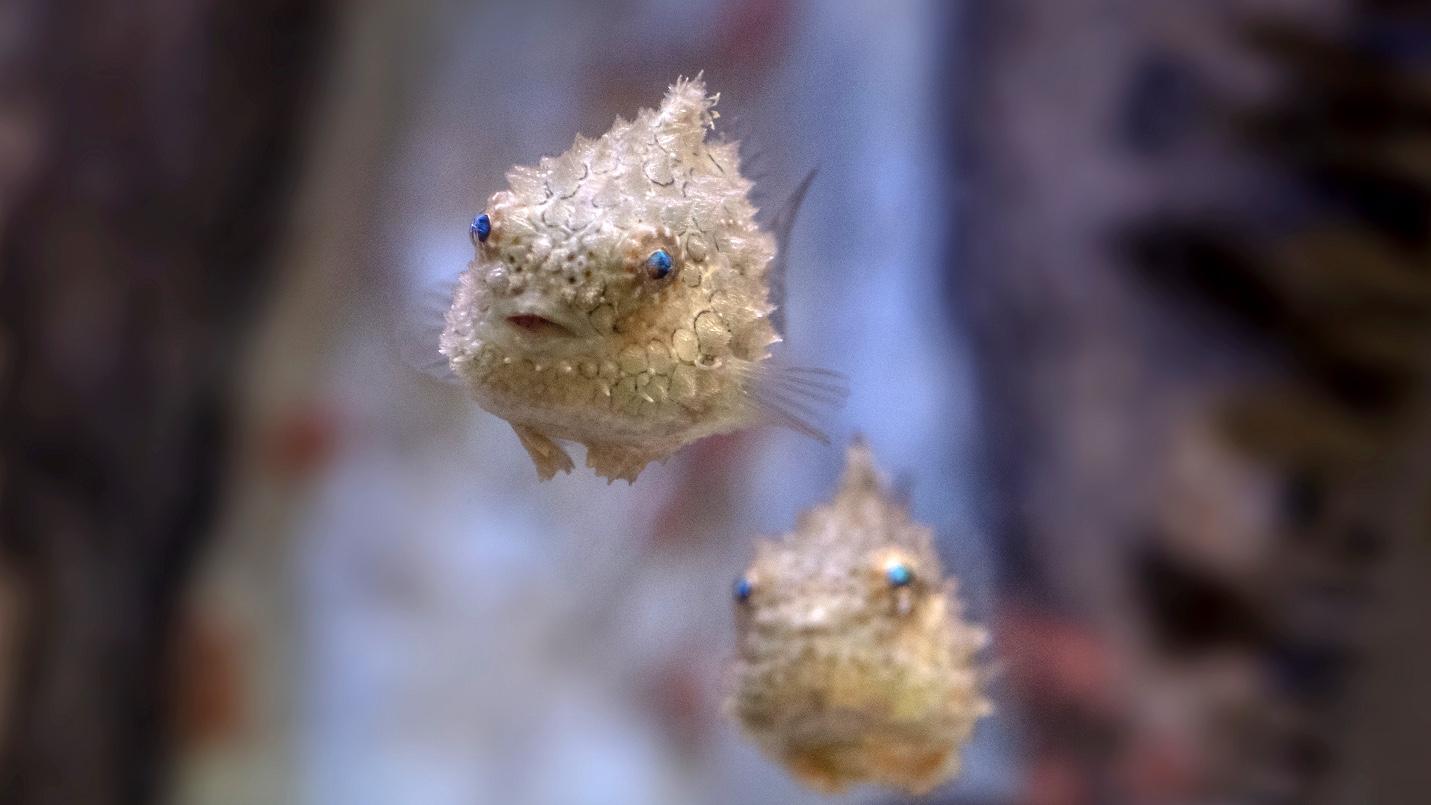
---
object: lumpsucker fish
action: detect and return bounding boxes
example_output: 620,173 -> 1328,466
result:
438,76 -> 842,482
727,441 -> 991,795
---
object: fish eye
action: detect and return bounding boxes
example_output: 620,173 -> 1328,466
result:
470,213 -> 491,244
646,248 -> 673,279
885,562 -> 914,588
734,576 -> 753,603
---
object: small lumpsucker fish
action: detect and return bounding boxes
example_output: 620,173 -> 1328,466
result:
439,76 -> 841,482
727,441 -> 991,795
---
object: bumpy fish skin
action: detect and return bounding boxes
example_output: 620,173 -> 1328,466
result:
728,442 -> 990,795
442,76 -> 818,482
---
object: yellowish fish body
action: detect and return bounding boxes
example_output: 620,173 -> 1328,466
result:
728,442 -> 990,795
441,77 -> 833,482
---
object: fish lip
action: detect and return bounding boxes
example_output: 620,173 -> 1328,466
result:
492,302 -> 594,341
788,624 -> 842,637
759,614 -> 850,637
504,313 -> 577,338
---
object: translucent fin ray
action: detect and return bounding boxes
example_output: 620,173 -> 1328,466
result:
393,273 -> 462,385
733,360 -> 848,443
765,168 -> 818,336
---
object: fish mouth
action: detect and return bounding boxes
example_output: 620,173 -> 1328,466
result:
505,313 -> 577,338
486,299 -> 595,348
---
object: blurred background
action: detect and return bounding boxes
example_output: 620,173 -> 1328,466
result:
2,1 -> 1430,804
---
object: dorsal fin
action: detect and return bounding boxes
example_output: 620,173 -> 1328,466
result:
767,168 -> 818,336
838,436 -> 886,495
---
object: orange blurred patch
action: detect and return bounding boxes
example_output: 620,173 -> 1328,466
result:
262,402 -> 340,477
170,608 -> 246,748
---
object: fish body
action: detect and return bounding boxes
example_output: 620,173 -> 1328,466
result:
727,442 -> 990,795
441,77 -> 836,482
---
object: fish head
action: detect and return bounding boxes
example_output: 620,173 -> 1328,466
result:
462,193 -> 691,359
734,442 -> 949,649
444,76 -> 778,373
734,538 -> 944,654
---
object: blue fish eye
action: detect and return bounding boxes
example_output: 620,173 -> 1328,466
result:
885,562 -> 914,588
470,213 -> 491,244
734,576 -> 753,603
646,248 -> 673,279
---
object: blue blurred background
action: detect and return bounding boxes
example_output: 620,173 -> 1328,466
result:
184,1 -> 999,803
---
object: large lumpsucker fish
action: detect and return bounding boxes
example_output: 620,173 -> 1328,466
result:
439,76 -> 840,482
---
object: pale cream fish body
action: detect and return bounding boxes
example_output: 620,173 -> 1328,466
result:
727,442 -> 991,795
441,76 -> 835,482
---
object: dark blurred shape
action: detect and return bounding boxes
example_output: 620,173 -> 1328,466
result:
0,2 -> 331,803
1117,52 -> 1206,156
1132,542 -> 1269,657
957,0 -> 1431,803
1122,224 -> 1291,346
